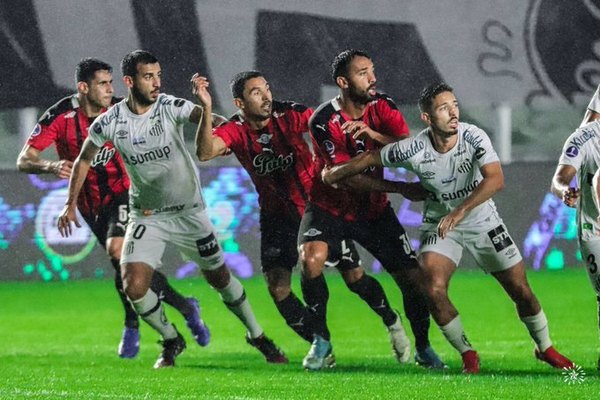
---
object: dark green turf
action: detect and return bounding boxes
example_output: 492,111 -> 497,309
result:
0,268 -> 598,399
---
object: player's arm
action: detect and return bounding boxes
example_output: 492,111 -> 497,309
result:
551,164 -> 579,207
437,161 -> 504,238
57,138 -> 100,237
16,144 -> 73,179
341,121 -> 398,145
581,110 -> 600,126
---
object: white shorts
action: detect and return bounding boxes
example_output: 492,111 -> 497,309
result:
579,239 -> 600,296
121,208 -> 224,271
419,221 -> 522,273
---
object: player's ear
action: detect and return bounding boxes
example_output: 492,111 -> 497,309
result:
77,81 -> 89,95
233,97 -> 244,110
336,75 -> 348,89
420,111 -> 431,125
123,75 -> 134,89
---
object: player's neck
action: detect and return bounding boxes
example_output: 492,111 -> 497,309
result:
125,95 -> 153,115
244,113 -> 270,130
428,128 -> 458,153
78,94 -> 103,118
337,94 -> 366,119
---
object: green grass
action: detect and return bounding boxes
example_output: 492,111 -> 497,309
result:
1,268 -> 599,399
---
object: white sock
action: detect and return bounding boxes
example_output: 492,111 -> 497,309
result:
131,289 -> 177,340
440,315 -> 474,354
218,276 -> 263,338
520,310 -> 552,352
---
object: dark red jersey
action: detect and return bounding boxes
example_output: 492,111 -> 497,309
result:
27,95 -> 129,218
308,93 -> 409,221
213,100 -> 314,219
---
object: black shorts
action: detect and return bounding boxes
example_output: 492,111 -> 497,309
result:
82,192 -> 129,249
261,212 -> 360,273
298,202 -> 418,273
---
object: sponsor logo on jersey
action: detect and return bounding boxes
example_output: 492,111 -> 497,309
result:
196,233 -> 220,257
149,121 -> 164,137
91,146 -> 116,167
565,145 -> 579,158
116,130 -> 128,139
100,111 -> 118,127
323,140 -> 335,158
256,133 -> 273,145
303,228 -> 323,237
421,171 -> 435,179
458,160 -> 472,174
441,176 -> 456,184
568,128 -> 597,150
463,129 -> 483,149
252,152 -> 294,175
436,179 -> 480,201
487,225 -> 513,252
474,147 -> 486,160
126,145 -> 171,165
389,140 -> 424,163
453,144 -> 466,157
116,119 -> 128,125
132,137 -> 146,146
30,124 -> 42,137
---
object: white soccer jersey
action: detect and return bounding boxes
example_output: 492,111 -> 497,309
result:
381,122 -> 500,228
588,85 -> 600,113
558,120 -> 600,241
89,94 -> 205,217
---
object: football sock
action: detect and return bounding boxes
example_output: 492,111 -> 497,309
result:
275,292 -> 315,343
402,289 -> 431,352
440,315 -> 473,354
301,273 -> 330,341
110,258 -> 139,329
520,310 -> 552,352
218,276 -> 263,338
131,289 -> 177,340
150,270 -> 193,316
347,274 -> 397,327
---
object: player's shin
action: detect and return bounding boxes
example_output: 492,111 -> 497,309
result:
301,274 -> 331,340
218,276 -> 263,338
275,292 -> 316,342
131,289 -> 177,339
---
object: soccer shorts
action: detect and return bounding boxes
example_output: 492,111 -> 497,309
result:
261,212 -> 360,272
419,219 -> 522,273
82,192 -> 129,248
121,207 -> 224,271
579,239 -> 600,295
298,202 -> 418,273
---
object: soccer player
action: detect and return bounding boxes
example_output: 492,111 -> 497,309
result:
552,84 -> 600,369
197,70 -> 417,367
57,50 -> 285,368
298,50 -> 444,370
17,58 -> 209,359
581,84 -> 600,125
323,82 -> 575,373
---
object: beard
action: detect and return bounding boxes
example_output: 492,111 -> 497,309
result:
348,85 -> 374,105
131,85 -> 157,106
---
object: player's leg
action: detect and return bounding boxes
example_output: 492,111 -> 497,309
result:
334,240 -> 411,363
121,219 -> 185,368
474,223 -> 573,369
580,239 -> 600,370
180,209 -> 286,363
260,214 -> 316,343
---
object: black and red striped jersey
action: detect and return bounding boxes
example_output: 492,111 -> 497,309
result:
27,95 -> 129,218
213,100 -> 314,219
308,93 -> 409,221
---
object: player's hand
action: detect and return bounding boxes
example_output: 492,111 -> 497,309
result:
321,165 -> 339,189
437,207 -> 466,239
51,160 -> 73,179
342,121 -> 376,141
191,73 -> 212,109
562,187 -> 580,207
57,205 -> 81,237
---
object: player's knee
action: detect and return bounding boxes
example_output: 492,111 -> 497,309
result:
299,243 -> 327,276
426,279 -> 448,303
203,264 -> 230,289
268,284 -> 291,302
105,237 -> 123,260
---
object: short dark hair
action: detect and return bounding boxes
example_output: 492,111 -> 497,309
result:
230,71 -> 264,99
75,58 -> 112,84
418,83 -> 454,112
120,50 -> 159,77
331,49 -> 371,83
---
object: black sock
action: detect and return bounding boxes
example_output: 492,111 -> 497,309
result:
347,274 -> 397,327
110,258 -> 138,329
275,292 -> 315,343
150,271 -> 193,316
301,274 -> 330,341
402,289 -> 431,352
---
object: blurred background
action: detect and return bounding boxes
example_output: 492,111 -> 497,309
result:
0,0 -> 597,281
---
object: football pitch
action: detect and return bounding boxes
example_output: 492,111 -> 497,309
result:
1,268 -> 598,399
